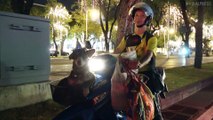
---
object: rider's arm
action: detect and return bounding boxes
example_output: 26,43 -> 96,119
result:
138,50 -> 153,68
114,38 -> 126,54
138,37 -> 157,68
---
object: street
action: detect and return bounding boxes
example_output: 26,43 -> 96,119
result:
49,55 -> 213,81
49,54 -> 213,119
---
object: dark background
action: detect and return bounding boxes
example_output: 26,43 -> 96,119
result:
34,0 -> 76,10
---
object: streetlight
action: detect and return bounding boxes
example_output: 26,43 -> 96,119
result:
169,28 -> 175,34
90,8 -> 99,21
85,8 -> 99,41
86,10 -> 88,41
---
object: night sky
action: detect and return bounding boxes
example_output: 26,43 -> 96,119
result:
34,0 -> 76,10
33,0 -> 48,5
58,0 -> 76,10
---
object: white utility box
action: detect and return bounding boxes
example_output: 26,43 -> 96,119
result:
0,11 -> 50,86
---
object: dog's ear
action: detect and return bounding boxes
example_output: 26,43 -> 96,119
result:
69,49 -> 76,60
69,53 -> 74,60
86,49 -> 95,57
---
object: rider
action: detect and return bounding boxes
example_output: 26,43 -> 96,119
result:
115,2 -> 163,120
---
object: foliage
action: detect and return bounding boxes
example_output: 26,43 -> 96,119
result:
98,0 -> 121,51
169,34 -> 177,41
45,1 -> 71,56
204,1 -> 213,24
30,6 -> 46,17
203,38 -> 212,56
87,20 -> 102,41
69,3 -> 102,42
45,2 -> 71,40
156,35 -> 165,48
0,0 -> 12,12
183,0 -> 213,24
69,9 -> 84,39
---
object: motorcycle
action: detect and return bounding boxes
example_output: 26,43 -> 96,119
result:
50,48 -> 165,120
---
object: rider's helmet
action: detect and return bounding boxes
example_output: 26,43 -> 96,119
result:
129,2 -> 154,26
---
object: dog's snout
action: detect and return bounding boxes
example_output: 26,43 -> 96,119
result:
74,58 -> 86,67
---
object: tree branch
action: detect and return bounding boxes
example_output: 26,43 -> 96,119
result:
109,0 -> 122,40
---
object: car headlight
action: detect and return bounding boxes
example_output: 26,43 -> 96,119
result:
88,58 -> 105,72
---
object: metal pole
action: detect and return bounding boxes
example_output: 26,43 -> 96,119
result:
86,11 -> 88,41
164,30 -> 166,55
85,0 -> 88,41
167,2 -> 170,58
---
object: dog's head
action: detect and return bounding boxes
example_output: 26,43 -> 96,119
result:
69,48 -> 95,68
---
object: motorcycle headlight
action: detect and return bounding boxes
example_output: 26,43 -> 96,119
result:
88,58 -> 105,72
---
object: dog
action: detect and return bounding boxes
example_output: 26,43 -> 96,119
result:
53,48 -> 95,106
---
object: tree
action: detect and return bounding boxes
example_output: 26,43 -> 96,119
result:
194,0 -> 204,68
203,38 -> 212,56
179,0 -> 192,58
116,0 -> 140,48
69,2 -> 102,47
45,1 -> 71,56
177,0 -> 212,68
30,5 -> 46,17
69,4 -> 85,42
97,0 -> 121,52
0,0 -> 13,12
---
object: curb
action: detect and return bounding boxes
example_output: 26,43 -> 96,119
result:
161,77 -> 213,110
196,105 -> 213,120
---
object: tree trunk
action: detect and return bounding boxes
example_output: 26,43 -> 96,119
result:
60,36 -> 66,55
53,27 -> 58,57
84,31 -> 86,43
179,0 -> 191,58
116,0 -> 139,48
194,0 -> 204,69
105,37 -> 109,52
98,0 -> 111,52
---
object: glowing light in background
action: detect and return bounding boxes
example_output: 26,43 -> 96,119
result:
89,8 -> 100,21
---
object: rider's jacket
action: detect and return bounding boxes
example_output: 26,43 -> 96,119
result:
116,32 -> 157,72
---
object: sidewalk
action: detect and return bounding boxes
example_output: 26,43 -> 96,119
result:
162,78 -> 213,120
156,55 -> 213,69
196,106 -> 213,120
